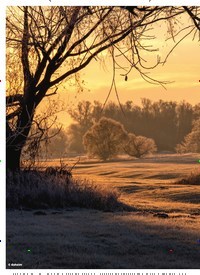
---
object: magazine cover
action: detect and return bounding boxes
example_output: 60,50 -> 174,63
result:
2,1 -> 200,274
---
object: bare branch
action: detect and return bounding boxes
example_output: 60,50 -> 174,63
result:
21,7 -> 32,87
183,6 -> 200,31
48,27 -> 133,87
6,94 -> 23,106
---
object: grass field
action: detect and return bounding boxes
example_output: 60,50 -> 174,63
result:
6,153 -> 200,269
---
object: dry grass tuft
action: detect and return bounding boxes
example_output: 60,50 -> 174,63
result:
176,171 -> 200,185
6,170 -> 129,211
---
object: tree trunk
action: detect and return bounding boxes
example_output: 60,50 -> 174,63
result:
6,146 -> 21,171
6,99 -> 35,171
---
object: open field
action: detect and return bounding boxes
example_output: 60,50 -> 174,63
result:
7,153 -> 200,269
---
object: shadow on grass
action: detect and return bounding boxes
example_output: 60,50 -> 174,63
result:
6,207 -> 200,269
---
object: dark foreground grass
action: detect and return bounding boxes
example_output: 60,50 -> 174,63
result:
6,170 -> 131,211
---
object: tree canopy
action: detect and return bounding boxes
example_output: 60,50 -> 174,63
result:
124,133 -> 157,158
67,99 -> 197,153
83,117 -> 128,160
6,6 -> 200,169
176,119 -> 200,153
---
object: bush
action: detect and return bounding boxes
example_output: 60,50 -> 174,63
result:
176,119 -> 200,153
124,133 -> 157,158
176,172 -> 200,185
6,170 -> 130,211
83,117 -> 128,161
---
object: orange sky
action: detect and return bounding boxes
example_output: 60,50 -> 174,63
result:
40,18 -> 200,128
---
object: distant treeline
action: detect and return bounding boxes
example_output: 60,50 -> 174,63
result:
67,99 -> 200,153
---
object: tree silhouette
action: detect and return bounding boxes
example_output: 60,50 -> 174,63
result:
6,6 -> 200,169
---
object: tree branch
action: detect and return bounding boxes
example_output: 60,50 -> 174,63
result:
48,27 -> 133,88
6,94 -> 23,106
183,6 -> 200,31
21,7 -> 32,87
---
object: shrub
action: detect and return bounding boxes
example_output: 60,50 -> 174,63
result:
83,117 -> 128,161
175,119 -> 200,153
6,170 -> 129,211
176,171 -> 200,185
124,133 -> 157,158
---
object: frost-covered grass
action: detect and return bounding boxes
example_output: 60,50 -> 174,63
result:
6,153 -> 200,269
69,153 -> 200,213
7,208 -> 200,269
6,170 -> 128,211
177,171 -> 200,185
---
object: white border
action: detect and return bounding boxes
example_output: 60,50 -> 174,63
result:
1,1 -> 200,275
3,0 -> 200,6
0,3 -> 6,275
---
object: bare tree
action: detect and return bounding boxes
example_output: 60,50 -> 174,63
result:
6,6 -> 200,170
20,99 -> 64,168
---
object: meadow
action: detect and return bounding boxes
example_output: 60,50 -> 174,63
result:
6,153 -> 200,269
